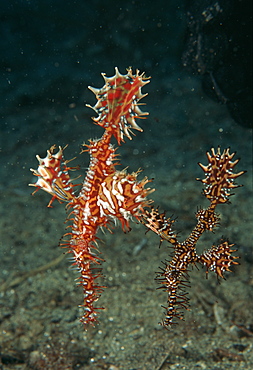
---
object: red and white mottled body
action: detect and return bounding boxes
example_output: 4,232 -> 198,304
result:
30,68 -> 153,325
